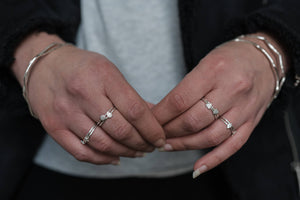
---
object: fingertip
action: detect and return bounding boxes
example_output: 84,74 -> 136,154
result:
157,143 -> 173,152
154,138 -> 166,148
192,165 -> 208,179
111,160 -> 121,165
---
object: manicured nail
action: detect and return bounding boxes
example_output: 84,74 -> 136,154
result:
158,144 -> 173,152
154,138 -> 165,147
135,152 -> 146,157
192,165 -> 208,179
111,160 -> 121,165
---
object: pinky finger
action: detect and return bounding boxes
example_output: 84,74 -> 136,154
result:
51,129 -> 120,165
192,122 -> 253,179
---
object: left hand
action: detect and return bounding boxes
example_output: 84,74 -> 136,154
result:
152,33 -> 286,178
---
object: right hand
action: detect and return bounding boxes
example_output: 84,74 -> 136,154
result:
14,35 -> 165,165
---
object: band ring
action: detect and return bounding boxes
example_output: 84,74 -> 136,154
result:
81,123 -> 98,144
201,98 -> 220,119
81,106 -> 116,144
220,117 -> 236,136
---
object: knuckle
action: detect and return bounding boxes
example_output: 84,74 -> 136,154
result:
182,113 -> 202,133
73,150 -> 90,162
233,75 -> 253,94
206,132 -> 223,147
41,116 -> 58,132
168,93 -> 187,113
52,97 -> 70,114
66,73 -> 88,97
208,55 -> 229,73
86,55 -> 114,76
127,101 -> 147,122
112,123 -> 133,141
95,138 -> 112,153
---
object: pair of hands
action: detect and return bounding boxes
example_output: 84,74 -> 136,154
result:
13,32 -> 282,177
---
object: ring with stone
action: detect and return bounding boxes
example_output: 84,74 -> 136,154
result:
80,106 -> 116,145
201,98 -> 220,119
98,106 -> 116,127
220,117 -> 236,136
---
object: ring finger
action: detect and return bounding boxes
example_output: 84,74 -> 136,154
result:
83,97 -> 155,152
161,107 -> 246,151
68,113 -> 146,158
163,89 -> 232,138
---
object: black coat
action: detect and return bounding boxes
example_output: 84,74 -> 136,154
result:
1,0 -> 300,199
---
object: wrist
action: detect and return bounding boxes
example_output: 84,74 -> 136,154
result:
11,32 -> 65,85
234,32 -> 288,100
244,32 -> 289,73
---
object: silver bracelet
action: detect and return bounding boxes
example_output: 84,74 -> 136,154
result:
23,42 -> 71,118
242,35 -> 286,90
234,37 -> 281,99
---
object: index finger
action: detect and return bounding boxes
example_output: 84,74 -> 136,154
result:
152,65 -> 214,125
105,73 -> 165,148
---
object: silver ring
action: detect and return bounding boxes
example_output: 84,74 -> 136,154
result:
81,106 -> 116,145
81,123 -> 98,144
201,98 -> 220,119
98,106 -> 116,126
220,117 -> 236,136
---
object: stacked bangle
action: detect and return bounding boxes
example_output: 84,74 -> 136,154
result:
23,42 -> 71,118
234,35 -> 286,100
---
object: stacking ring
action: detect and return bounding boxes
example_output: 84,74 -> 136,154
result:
81,123 -> 98,144
201,98 -> 220,119
98,106 -> 116,126
81,106 -> 116,144
220,117 -> 236,136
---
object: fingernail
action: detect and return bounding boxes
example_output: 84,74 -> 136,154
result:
192,165 -> 208,179
158,144 -> 173,152
135,152 -> 146,157
154,138 -> 165,147
111,160 -> 121,165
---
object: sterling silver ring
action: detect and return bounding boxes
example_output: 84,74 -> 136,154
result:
220,117 -> 236,136
81,106 -> 116,144
98,106 -> 116,126
81,123 -> 98,144
201,98 -> 220,119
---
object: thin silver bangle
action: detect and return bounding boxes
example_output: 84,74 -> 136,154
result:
242,35 -> 286,90
234,38 -> 281,99
22,42 -> 71,118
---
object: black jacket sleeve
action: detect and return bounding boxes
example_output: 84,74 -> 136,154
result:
0,1 -> 80,199
179,0 -> 300,95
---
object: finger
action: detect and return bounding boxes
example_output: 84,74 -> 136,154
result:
50,129 -> 120,165
163,89 -> 232,138
83,96 -> 154,152
160,107 -> 247,151
67,113 -> 146,158
146,101 -> 155,109
192,122 -> 253,179
152,66 -> 214,125
105,76 -> 165,147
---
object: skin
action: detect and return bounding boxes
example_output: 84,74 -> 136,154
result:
152,32 -> 288,178
11,31 -> 288,177
12,32 -> 165,165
